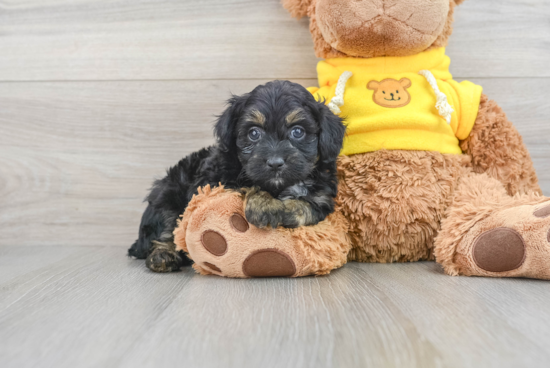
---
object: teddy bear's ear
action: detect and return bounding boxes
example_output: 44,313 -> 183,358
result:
399,78 -> 412,89
282,0 -> 313,19
453,0 -> 467,5
367,81 -> 380,90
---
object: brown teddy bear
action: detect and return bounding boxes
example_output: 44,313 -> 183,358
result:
174,0 -> 550,279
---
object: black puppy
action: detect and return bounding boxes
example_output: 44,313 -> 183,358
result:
128,80 -> 346,272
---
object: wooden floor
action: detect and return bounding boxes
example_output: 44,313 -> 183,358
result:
4,246 -> 550,368
1,0 -> 550,367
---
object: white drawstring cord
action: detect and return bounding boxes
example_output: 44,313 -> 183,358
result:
327,71 -> 353,115
419,70 -> 454,124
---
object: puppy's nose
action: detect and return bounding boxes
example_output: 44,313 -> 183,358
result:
267,157 -> 285,170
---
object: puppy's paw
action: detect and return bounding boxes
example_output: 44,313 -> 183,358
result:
278,182 -> 308,200
244,188 -> 285,228
146,247 -> 185,273
280,199 -> 316,228
245,203 -> 286,229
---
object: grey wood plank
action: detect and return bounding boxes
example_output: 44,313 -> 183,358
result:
123,263 -> 550,368
2,246 -> 550,368
448,0 -> 550,78
0,79 -> 266,248
365,263 -> 550,367
1,78 -> 549,248
0,245 -> 84,284
0,0 -> 548,81
0,246 -> 194,368
0,0 -> 317,81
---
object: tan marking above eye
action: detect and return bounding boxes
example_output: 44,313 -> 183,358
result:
285,109 -> 305,125
245,109 -> 266,126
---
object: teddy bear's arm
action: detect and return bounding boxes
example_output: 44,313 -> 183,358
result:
459,93 -> 541,196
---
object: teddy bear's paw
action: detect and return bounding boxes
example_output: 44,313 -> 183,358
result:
186,211 -> 303,278
199,226 -> 298,277
174,186 -> 350,278
452,201 -> 550,280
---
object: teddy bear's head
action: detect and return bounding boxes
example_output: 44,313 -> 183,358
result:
283,0 -> 466,59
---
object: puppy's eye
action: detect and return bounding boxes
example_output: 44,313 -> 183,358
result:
396,90 -> 399,93
382,91 -> 386,94
290,126 -> 305,140
248,128 -> 262,141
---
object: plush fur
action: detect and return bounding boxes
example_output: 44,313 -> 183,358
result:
459,94 -> 541,196
337,150 -> 470,263
129,80 -> 345,272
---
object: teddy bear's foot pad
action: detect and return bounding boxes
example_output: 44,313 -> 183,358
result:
229,213 -> 249,232
242,249 -> 296,277
449,201 -> 550,280
534,203 -> 550,218
203,262 -> 222,273
201,230 -> 228,256
472,228 -> 526,273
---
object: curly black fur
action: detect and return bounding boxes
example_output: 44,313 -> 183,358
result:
128,80 -> 346,272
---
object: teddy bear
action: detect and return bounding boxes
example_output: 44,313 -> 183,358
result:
173,0 -> 550,280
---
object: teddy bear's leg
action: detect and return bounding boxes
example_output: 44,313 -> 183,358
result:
460,94 -> 541,196
336,150 -> 469,263
435,171 -> 550,279
173,185 -> 351,278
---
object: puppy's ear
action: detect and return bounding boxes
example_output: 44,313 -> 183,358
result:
214,93 -> 249,151
314,102 -> 346,164
282,0 -> 313,19
453,0 -> 466,5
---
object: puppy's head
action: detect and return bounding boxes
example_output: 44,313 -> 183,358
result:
214,80 -> 345,195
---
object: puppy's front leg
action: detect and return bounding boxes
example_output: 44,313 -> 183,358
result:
244,187 -> 286,229
277,182 -> 316,227
279,182 -> 336,227
244,185 -> 332,229
146,240 -> 187,273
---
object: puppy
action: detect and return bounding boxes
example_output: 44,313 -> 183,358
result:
128,80 -> 346,272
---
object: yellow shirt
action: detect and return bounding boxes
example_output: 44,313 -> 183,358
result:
308,48 -> 483,155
